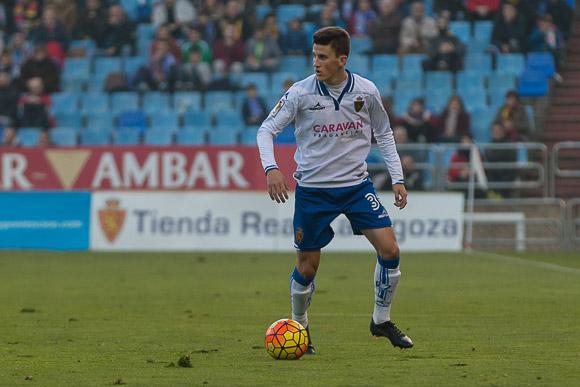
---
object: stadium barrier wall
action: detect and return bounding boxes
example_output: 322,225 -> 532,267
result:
0,192 -> 91,250
90,192 -> 465,252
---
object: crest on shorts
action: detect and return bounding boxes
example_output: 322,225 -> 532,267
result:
354,96 -> 364,112
98,198 -> 126,243
270,98 -> 285,117
295,227 -> 304,243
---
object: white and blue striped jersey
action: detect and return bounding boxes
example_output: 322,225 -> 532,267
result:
257,70 -> 403,188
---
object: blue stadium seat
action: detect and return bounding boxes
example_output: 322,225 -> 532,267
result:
50,127 -> 78,146
425,89 -> 453,113
368,71 -> 393,94
144,128 -> 174,145
473,21 -> 493,43
51,92 -> 80,113
464,53 -> 492,75
448,21 -> 471,44
470,107 -> 494,143
275,126 -> 296,144
142,92 -> 171,113
371,54 -> 399,77
526,52 -> 555,77
54,111 -> 83,128
111,92 -> 140,113
488,73 -> 516,95
279,56 -> 307,78
204,91 -> 233,112
81,93 -> 109,112
517,70 -> 549,97
400,54 -> 427,74
270,72 -> 297,93
62,58 -> 91,82
214,110 -> 242,127
124,56 -> 147,78
465,39 -> 491,55
458,87 -> 487,112
209,128 -> 239,145
150,112 -> 179,128
393,91 -> 420,116
61,79 -> 86,92
18,127 -> 42,147
456,71 -> 486,91
86,76 -> 106,92
425,71 -> 453,93
136,23 -> 155,41
80,128 -> 110,146
350,36 -> 372,55
94,57 -> 122,77
183,110 -> 212,127
256,4 -> 272,21
113,128 -> 141,145
85,112 -> 115,129
239,72 -> 270,90
117,110 -> 147,130
525,105 -> 536,132
496,53 -> 525,76
241,129 -> 258,145
394,78 -> 423,95
173,92 -> 202,112
176,128 -> 206,145
276,4 -> 306,28
348,55 -> 370,75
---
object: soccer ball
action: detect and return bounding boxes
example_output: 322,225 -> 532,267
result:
264,319 -> 309,360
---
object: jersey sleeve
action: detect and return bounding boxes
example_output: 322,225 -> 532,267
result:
368,86 -> 405,185
256,89 -> 298,173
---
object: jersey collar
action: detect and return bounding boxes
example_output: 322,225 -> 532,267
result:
316,70 -> 355,111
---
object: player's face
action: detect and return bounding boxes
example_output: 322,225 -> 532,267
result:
313,43 -> 347,85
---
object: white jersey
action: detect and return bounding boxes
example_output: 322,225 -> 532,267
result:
257,70 -> 404,188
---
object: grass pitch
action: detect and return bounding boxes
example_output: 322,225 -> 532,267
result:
1,250 -> 579,386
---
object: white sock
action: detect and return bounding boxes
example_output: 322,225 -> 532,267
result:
290,278 -> 315,328
373,262 -> 401,324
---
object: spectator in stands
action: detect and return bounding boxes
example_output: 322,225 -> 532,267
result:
37,130 -> 52,147
29,6 -> 70,64
207,59 -> 237,91
245,25 -> 282,72
491,3 -> 526,53
74,0 -> 106,42
281,18 -> 308,56
447,135 -> 487,199
422,15 -> 465,72
17,77 -> 52,129
263,13 -> 280,42
46,0 -> 77,35
435,95 -> 471,142
394,125 -> 424,190
0,71 -> 19,128
12,0 -> 41,32
527,14 -> 564,69
194,12 -> 220,45
485,122 -> 518,197
135,39 -> 178,92
212,22 -> 245,77
200,0 -> 224,22
19,44 -> 60,93
241,83 -> 268,126
434,0 -> 466,20
151,24 -> 182,62
314,1 -> 347,30
544,0 -> 572,40
7,32 -> 33,74
493,90 -> 530,141
0,51 -> 18,78
177,46 -> 212,90
1,127 -> 20,147
465,0 -> 500,21
182,26 -> 212,64
152,0 -> 196,38
220,0 -> 252,41
100,4 -> 135,56
399,1 -> 438,54
348,0 -> 377,37
400,98 -> 434,143
368,0 -> 403,54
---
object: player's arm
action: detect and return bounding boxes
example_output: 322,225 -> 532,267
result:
256,91 -> 298,204
367,87 -> 407,209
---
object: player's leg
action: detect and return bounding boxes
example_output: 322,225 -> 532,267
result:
290,250 -> 320,354
362,227 -> 413,348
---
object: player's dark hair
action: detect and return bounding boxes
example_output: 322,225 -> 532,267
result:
313,27 -> 350,57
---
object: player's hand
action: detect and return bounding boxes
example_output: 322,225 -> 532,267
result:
266,169 -> 289,203
392,183 -> 408,210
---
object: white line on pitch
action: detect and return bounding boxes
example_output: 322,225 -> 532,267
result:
472,250 -> 580,275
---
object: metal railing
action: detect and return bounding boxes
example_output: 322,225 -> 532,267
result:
550,141 -> 580,197
566,198 -> 580,247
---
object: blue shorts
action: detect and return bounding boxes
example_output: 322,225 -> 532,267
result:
293,178 -> 392,251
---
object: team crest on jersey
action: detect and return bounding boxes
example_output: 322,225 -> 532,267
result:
295,227 -> 304,243
270,98 -> 285,117
354,96 -> 364,112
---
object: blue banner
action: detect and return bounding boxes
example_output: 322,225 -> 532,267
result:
0,192 -> 90,250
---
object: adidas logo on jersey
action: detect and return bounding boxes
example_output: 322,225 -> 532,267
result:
308,102 -> 325,111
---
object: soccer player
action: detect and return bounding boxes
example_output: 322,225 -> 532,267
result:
257,27 -> 413,352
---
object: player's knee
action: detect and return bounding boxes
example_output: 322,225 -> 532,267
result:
378,245 -> 399,261
297,262 -> 317,279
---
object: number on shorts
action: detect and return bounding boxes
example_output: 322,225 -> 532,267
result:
365,193 -> 381,211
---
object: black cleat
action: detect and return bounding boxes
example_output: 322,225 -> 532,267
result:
370,319 -> 413,349
304,326 -> 316,355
